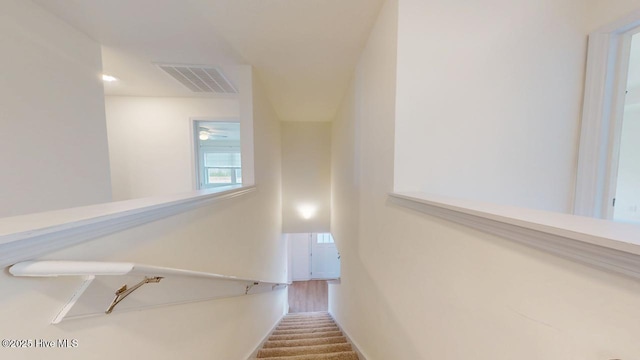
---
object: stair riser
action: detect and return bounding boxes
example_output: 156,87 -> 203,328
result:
272,327 -> 339,335
278,322 -> 335,327
280,318 -> 334,324
268,331 -> 343,341
257,343 -> 353,358
256,352 -> 359,360
262,336 -> 347,348
281,316 -> 333,321
277,322 -> 336,330
280,318 -> 334,323
282,315 -> 332,320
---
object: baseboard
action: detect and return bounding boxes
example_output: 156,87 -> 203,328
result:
329,312 -> 369,360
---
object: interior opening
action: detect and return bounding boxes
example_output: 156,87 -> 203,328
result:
613,31 -> 640,224
287,233 -> 340,313
193,120 -> 242,189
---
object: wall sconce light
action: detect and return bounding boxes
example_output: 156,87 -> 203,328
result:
102,74 -> 118,82
298,205 -> 317,220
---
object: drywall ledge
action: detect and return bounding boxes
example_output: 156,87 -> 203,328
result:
0,185 -> 256,268
388,192 -> 640,280
9,260 -> 287,324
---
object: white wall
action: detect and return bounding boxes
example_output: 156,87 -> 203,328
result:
105,96 -> 239,200
281,122 -> 332,233
0,0 -> 112,217
329,0 -> 399,356
290,233 -> 311,281
330,0 -> 640,359
393,0 -> 588,213
0,71 -> 287,360
587,0 -> 640,31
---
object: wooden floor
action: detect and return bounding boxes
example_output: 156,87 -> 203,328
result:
288,280 -> 328,313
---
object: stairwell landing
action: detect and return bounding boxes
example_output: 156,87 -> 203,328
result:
253,312 -> 359,360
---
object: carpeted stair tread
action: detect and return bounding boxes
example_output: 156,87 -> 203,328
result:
279,319 -> 336,324
281,315 -> 333,320
262,336 -> 347,348
269,330 -> 343,341
276,322 -> 337,330
280,318 -> 334,324
281,316 -> 333,321
257,343 -> 352,358
285,311 -> 330,316
282,314 -> 332,318
278,320 -> 335,325
278,321 -> 335,328
272,326 -> 340,335
255,351 -> 359,360
256,312 -> 358,360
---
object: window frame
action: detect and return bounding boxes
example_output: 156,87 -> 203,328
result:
201,147 -> 242,187
316,233 -> 335,244
192,118 -> 242,190
575,12 -> 640,219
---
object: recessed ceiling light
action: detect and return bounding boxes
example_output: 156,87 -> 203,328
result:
102,74 -> 118,82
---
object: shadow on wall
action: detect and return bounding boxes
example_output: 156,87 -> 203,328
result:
331,252 -> 423,359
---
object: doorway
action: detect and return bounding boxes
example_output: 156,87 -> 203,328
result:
286,233 -> 341,313
288,233 -> 340,281
612,31 -> 640,223
576,14 -> 640,223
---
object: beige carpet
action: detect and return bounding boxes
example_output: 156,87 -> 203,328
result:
256,312 -> 358,360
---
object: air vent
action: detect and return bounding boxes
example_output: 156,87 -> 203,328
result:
157,64 -> 237,94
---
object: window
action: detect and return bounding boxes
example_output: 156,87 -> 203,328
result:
316,233 -> 334,244
194,121 -> 242,189
204,152 -> 241,184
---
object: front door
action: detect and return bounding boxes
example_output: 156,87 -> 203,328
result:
310,233 -> 340,279
290,233 -> 340,280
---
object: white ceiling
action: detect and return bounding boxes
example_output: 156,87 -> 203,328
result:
33,0 -> 385,122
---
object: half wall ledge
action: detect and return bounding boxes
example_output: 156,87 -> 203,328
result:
388,192 -> 640,280
0,185 -> 256,268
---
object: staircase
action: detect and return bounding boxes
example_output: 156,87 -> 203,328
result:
255,312 -> 359,360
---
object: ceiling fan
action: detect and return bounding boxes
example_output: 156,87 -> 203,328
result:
198,127 -> 228,140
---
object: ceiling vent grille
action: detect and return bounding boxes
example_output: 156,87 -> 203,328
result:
157,64 -> 237,94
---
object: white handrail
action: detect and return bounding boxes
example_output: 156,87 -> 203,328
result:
10,260 -> 288,324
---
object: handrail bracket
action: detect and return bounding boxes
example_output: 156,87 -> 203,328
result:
105,276 -> 163,314
245,281 -> 259,295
